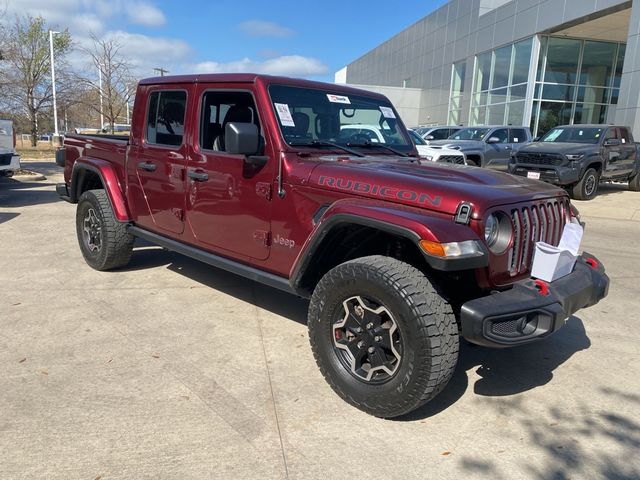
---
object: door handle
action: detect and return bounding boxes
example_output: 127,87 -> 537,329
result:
137,161 -> 156,172
504,146 -> 512,150
188,170 -> 209,182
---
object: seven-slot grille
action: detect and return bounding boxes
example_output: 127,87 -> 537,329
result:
508,199 -> 569,276
516,152 -> 565,166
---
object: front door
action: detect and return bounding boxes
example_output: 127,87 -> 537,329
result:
185,87 -> 273,260
127,87 -> 190,235
484,128 -> 510,170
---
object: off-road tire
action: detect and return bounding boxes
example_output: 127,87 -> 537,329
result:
308,255 -> 459,418
76,189 -> 133,270
571,167 -> 599,201
629,171 -> 640,191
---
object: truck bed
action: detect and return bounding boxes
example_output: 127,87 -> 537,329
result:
62,134 -> 129,189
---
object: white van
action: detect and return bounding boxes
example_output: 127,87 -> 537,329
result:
0,120 -> 20,177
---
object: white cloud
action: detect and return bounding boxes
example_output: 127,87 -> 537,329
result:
192,55 -> 328,78
124,2 -> 166,27
238,20 -> 294,38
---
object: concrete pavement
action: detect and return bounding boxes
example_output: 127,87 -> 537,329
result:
1,160 -> 639,479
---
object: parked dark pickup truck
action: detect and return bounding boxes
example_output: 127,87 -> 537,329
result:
510,124 -> 640,200
56,74 -> 609,418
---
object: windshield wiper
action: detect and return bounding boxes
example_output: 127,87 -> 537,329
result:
289,140 -> 365,157
346,141 -> 410,157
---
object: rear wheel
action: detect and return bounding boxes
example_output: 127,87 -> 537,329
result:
308,255 -> 459,418
76,189 -> 133,270
629,171 -> 640,191
571,167 -> 599,200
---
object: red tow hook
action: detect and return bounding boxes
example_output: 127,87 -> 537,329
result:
585,257 -> 598,270
534,279 -> 550,296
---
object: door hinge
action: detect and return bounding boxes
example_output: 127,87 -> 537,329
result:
253,230 -> 271,246
256,182 -> 272,201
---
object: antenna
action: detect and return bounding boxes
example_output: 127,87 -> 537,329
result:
153,67 -> 169,77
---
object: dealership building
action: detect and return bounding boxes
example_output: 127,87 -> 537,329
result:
335,0 -> 640,137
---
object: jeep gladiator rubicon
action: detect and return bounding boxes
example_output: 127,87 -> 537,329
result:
509,124 -> 640,200
430,125 -> 532,170
56,74 -> 609,418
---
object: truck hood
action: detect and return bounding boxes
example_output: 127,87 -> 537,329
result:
308,155 -> 564,216
428,139 -> 484,151
516,142 -> 596,155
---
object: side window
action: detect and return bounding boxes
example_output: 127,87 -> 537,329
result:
199,91 -> 259,152
603,128 -> 617,142
431,129 -> 449,140
509,128 -> 527,143
146,90 -> 187,146
619,128 -> 631,144
490,128 -> 509,144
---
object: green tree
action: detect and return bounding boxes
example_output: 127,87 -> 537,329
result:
0,16 -> 71,145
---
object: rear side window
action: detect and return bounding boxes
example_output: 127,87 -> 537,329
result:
619,128 -> 631,144
510,128 -> 528,143
146,90 -> 187,146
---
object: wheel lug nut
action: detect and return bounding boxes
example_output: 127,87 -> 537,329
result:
366,322 -> 374,330
368,347 -> 375,354
375,336 -> 382,342
355,327 -> 363,333
357,341 -> 365,349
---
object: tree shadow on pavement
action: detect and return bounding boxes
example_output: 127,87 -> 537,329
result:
399,316 -> 590,421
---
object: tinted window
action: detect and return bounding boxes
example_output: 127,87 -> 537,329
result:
449,128 -> 490,140
619,127 -> 631,144
428,128 -> 451,140
199,91 -> 259,151
510,128 -> 528,143
146,90 -> 187,146
540,127 -> 603,144
490,128 -> 509,144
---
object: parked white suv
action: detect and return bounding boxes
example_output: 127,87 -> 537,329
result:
340,124 -> 467,164
0,120 -> 20,177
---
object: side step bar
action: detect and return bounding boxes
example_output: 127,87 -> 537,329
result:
128,226 -> 298,296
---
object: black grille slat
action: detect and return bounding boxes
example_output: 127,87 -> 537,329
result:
439,155 -> 466,164
507,199 -> 567,276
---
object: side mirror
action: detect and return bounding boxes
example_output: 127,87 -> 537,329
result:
425,135 -> 435,141
604,138 -> 622,147
486,136 -> 500,144
533,136 -> 540,142
225,122 -> 259,155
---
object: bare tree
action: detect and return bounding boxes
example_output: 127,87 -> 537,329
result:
0,16 -> 71,145
79,35 -> 136,134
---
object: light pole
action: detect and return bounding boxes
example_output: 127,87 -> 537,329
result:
98,65 -> 104,130
49,30 -> 60,142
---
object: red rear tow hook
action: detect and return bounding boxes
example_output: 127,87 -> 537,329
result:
585,257 -> 598,270
534,279 -> 550,296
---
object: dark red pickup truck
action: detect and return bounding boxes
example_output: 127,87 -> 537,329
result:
56,74 -> 609,418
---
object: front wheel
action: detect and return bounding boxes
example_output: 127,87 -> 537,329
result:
571,167 -> 599,200
76,189 -> 133,270
308,256 -> 459,418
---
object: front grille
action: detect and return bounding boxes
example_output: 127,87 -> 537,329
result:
516,152 -> 565,166
439,155 -> 466,164
0,154 -> 12,166
508,199 -> 569,276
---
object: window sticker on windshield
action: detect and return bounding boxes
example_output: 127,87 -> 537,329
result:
274,103 -> 295,127
379,106 -> 396,119
327,94 -> 351,104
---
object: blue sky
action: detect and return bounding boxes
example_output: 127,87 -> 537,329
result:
10,0 -> 447,81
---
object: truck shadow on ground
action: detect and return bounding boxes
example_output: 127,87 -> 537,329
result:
124,244 -> 593,421
18,161 -> 63,177
0,178 -> 61,208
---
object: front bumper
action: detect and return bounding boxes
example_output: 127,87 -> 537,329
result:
460,253 -> 609,348
509,164 -> 581,186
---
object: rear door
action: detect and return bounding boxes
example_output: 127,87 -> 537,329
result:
601,127 -> 622,179
617,127 -> 636,176
184,86 -> 274,260
127,87 -> 190,234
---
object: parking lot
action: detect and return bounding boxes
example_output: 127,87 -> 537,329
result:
1,160 -> 639,479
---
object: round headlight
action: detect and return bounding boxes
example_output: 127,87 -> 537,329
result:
484,214 -> 499,247
484,212 -> 512,253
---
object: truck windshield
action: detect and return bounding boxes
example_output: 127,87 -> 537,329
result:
447,128 -> 490,141
539,127 -> 604,144
268,85 -> 413,153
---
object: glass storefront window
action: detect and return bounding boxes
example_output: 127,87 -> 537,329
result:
574,103 -> 608,124
475,52 -> 493,92
580,41 -> 616,87
542,84 -> 575,102
492,46 -> 512,89
512,40 -> 533,85
613,44 -> 626,88
577,86 -> 610,104
510,84 -> 528,101
537,102 -> 572,136
489,87 -> 508,104
544,38 -> 581,84
507,101 -> 526,125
